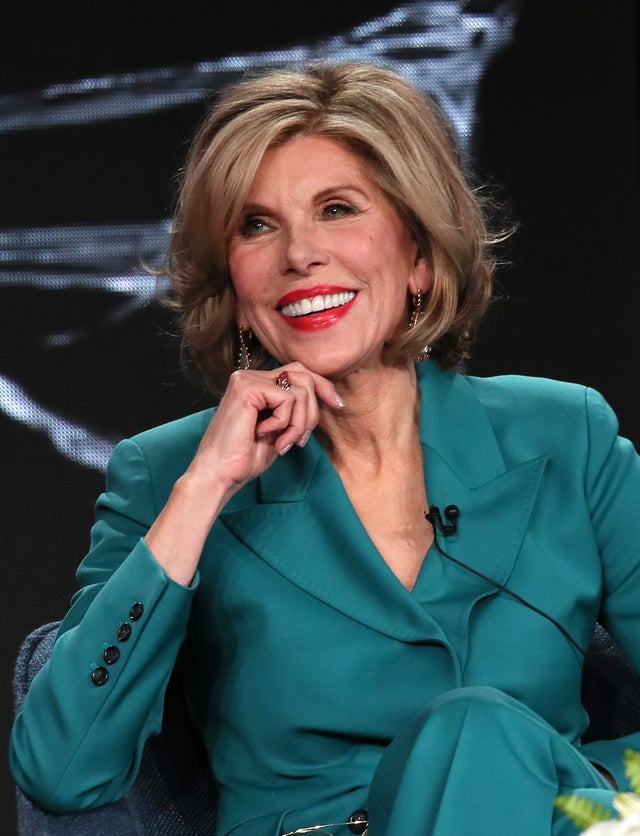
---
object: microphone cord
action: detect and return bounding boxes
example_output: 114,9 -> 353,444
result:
426,512 -> 586,659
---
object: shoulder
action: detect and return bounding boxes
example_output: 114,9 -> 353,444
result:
418,361 -> 619,439
129,407 -> 216,452
460,370 -> 621,453
107,407 -> 216,481
464,372 -> 591,414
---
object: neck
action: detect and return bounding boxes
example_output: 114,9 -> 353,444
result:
317,362 -> 421,472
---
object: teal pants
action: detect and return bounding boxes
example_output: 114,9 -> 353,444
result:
367,686 -> 618,835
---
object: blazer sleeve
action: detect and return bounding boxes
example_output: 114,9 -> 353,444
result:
584,386 -> 640,662
9,437 -> 198,814
574,386 -> 640,786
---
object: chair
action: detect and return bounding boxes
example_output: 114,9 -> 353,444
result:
581,622 -> 640,743
13,620 -> 640,834
13,622 -> 218,835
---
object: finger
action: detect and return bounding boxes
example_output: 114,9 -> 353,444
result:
255,398 -> 295,437
284,362 -> 345,410
273,390 -> 314,453
256,372 -> 318,451
256,387 -> 313,451
314,377 -> 345,409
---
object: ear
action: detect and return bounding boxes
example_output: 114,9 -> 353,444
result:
408,253 -> 433,296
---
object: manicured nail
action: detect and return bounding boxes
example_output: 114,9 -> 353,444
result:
334,394 -> 345,408
279,442 -> 293,456
298,431 -> 311,447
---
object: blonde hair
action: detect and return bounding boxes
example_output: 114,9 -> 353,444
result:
156,60 -> 505,397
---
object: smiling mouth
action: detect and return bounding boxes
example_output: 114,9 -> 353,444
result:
279,291 -> 356,318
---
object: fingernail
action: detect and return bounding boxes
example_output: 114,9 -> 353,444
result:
335,394 -> 345,408
298,431 -> 311,447
279,443 -> 293,456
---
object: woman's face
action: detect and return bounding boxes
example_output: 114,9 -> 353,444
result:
227,133 -> 431,378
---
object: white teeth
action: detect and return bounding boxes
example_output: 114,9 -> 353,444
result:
280,291 -> 356,318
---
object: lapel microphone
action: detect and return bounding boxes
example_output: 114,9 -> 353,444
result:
425,504 -> 460,536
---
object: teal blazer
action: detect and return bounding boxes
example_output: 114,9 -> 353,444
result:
10,361 -> 640,834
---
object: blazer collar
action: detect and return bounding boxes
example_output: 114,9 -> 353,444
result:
417,359 -> 507,488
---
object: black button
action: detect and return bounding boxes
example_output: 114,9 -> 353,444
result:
103,645 -> 120,664
348,810 -> 368,834
129,602 -> 144,621
117,622 -> 131,642
91,666 -> 109,686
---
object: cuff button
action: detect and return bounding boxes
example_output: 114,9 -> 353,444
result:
103,645 -> 120,665
129,602 -> 144,621
117,622 -> 131,642
91,667 -> 109,686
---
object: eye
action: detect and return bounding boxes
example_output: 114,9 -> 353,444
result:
322,201 -> 357,219
239,215 -> 272,237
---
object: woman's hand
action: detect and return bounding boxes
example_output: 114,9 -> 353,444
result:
144,363 -> 343,585
189,362 -> 344,493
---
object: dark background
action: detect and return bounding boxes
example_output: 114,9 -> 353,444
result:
1,1 -> 638,833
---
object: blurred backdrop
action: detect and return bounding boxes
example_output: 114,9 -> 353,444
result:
1,1 -> 637,832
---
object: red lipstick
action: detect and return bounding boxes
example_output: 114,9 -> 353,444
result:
276,285 -> 357,332
276,285 -> 354,307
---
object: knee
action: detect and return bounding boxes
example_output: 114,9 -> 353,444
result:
423,685 -> 520,722
401,685 -> 546,744
427,684 -> 510,711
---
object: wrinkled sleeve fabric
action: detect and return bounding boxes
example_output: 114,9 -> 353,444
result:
9,437 -> 198,813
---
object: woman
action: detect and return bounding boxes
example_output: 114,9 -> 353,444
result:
10,61 -> 640,835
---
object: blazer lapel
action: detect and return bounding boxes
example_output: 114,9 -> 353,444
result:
418,361 -> 547,585
416,362 -> 548,665
220,441 -> 451,644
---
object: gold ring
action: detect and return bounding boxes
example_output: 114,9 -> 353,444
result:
274,371 -> 291,391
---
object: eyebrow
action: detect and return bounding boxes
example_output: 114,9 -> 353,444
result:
314,184 -> 369,200
242,183 -> 369,213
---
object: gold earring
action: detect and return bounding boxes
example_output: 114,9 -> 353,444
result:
409,289 -> 424,329
237,325 -> 252,370
409,289 -> 431,362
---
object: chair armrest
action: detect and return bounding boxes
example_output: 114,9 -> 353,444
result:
12,621 -> 218,835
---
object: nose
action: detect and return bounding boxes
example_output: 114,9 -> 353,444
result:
280,221 -> 329,276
